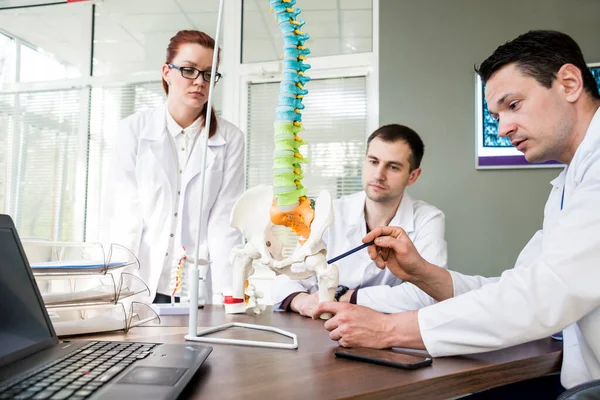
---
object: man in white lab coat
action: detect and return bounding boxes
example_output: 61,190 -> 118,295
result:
273,124 -> 448,317
315,30 -> 600,397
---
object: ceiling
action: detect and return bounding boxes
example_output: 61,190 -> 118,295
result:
243,0 -> 372,63
0,0 -> 372,78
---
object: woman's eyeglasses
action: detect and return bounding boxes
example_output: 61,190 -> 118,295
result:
168,63 -> 222,83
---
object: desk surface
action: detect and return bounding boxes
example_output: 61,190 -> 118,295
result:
74,306 -> 562,400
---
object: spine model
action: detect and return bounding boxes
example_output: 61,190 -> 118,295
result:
269,0 -> 314,243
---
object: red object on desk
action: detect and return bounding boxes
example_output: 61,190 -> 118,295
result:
224,296 -> 244,304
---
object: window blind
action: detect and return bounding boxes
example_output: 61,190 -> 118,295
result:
246,76 -> 367,256
0,89 -> 82,240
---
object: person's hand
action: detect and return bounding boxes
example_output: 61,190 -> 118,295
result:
362,226 -> 427,282
313,302 -> 425,349
312,302 -> 393,348
290,292 -> 320,318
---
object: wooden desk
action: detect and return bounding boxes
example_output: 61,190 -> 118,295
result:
75,306 -> 562,400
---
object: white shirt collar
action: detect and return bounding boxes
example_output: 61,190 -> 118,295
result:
348,191 -> 416,233
389,193 -> 416,233
166,108 -> 204,140
570,106 -> 600,168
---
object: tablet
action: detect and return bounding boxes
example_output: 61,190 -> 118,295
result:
334,347 -> 432,370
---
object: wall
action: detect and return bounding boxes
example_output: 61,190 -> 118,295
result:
379,0 -> 600,276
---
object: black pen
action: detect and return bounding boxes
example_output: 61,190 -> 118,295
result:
327,240 -> 375,264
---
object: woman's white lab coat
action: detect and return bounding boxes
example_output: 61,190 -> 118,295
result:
417,108 -> 600,389
273,191 -> 448,311
104,103 -> 244,304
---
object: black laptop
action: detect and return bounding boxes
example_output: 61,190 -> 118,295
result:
0,214 -> 212,400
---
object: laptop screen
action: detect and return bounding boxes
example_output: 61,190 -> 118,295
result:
0,224 -> 57,368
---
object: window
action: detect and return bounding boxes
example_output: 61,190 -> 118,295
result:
0,0 -> 227,242
0,89 -> 82,240
246,75 -> 368,255
0,2 -> 91,82
20,44 -> 80,82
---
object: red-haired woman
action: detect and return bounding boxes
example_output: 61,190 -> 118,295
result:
106,30 -> 244,306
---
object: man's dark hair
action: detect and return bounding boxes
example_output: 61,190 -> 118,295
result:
367,124 -> 425,171
475,30 -> 600,100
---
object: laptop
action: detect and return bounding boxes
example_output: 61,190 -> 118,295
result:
0,214 -> 212,400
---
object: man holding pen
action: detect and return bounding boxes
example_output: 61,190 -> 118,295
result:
315,30 -> 600,396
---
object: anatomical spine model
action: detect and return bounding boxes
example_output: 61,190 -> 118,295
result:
223,0 -> 338,318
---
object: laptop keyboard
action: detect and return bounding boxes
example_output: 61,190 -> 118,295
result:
0,341 -> 157,400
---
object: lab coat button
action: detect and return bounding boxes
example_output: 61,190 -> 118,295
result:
174,212 -> 178,217
170,233 -> 174,238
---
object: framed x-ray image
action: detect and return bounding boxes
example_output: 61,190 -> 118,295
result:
475,62 -> 600,169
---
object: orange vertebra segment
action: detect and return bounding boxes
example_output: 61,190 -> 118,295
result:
270,196 -> 314,243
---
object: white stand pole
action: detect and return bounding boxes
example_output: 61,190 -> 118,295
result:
187,0 -> 225,338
